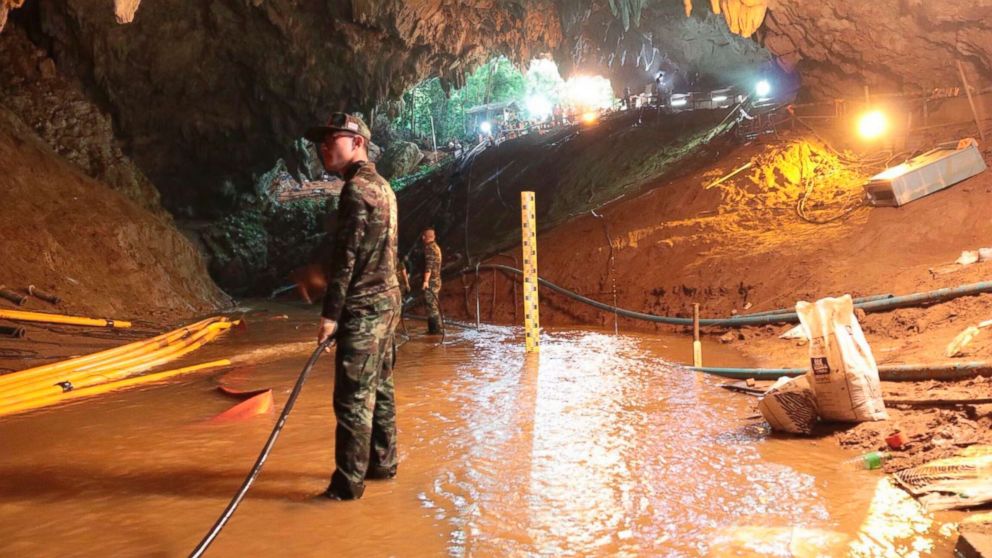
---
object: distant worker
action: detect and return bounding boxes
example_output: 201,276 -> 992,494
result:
307,112 -> 401,501
655,71 -> 672,99
421,227 -> 443,334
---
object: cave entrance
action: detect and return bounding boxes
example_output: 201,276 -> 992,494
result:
385,57 -> 615,164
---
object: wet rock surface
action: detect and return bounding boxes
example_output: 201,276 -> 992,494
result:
200,199 -> 332,296
378,140 -> 425,179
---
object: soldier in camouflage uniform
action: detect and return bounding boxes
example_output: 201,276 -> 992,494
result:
308,113 -> 401,501
421,228 -> 443,334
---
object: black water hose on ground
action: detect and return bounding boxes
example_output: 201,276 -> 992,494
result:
732,293 -> 896,320
690,361 -> 992,382
465,264 -> 992,328
189,338 -> 334,558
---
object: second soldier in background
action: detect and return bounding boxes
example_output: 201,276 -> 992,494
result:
421,228 -> 443,334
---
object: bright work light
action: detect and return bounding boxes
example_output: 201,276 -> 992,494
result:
857,110 -> 888,140
755,80 -> 771,98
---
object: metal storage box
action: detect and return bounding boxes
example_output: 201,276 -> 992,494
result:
863,143 -> 987,207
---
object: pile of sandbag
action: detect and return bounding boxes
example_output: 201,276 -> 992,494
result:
758,295 -> 888,434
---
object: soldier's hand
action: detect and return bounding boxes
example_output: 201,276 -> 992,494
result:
317,318 -> 338,352
422,281 -> 429,290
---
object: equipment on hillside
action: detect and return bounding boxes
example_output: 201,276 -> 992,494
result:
863,139 -> 987,207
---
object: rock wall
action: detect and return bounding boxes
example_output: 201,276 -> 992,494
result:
2,1 -> 772,217
0,25 -> 165,214
10,0 -> 564,216
555,0 -> 771,93
0,104 -> 229,322
4,0 -> 989,219
762,0 -> 992,99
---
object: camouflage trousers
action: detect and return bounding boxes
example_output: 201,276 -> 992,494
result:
328,297 -> 400,499
425,279 -> 442,323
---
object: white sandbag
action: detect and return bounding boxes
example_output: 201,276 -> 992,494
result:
796,295 -> 888,422
758,375 -> 819,434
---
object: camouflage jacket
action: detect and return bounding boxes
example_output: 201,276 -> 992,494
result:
322,161 -> 400,322
424,241 -> 442,285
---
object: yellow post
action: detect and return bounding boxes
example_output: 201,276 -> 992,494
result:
693,303 -> 702,367
521,191 -> 540,353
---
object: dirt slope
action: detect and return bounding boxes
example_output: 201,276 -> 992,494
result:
0,106 -> 229,327
436,123 -> 992,370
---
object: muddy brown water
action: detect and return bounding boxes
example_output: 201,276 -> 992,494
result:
0,306 -> 964,557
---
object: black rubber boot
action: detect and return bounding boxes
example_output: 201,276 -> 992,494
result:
365,465 -> 397,480
324,470 -> 365,500
427,317 -> 440,334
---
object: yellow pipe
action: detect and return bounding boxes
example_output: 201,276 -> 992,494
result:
0,320 -> 233,404
0,359 -> 232,418
81,322 -> 232,376
0,325 -> 202,392
0,318 -> 225,397
0,317 -> 221,389
0,322 -> 232,404
65,321 -> 225,376
0,309 -> 133,328
81,323 -> 231,380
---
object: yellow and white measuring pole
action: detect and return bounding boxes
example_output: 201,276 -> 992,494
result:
521,191 -> 540,353
692,303 -> 702,367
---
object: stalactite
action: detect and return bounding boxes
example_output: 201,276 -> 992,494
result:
0,0 -> 26,33
684,0 -> 767,38
608,0 -> 647,31
717,0 -> 768,38
113,0 -> 141,24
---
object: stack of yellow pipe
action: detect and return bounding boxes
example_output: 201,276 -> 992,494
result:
0,316 -> 237,417
0,309 -> 134,328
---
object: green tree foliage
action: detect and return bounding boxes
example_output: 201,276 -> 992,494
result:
394,57 -> 529,146
389,57 -> 613,154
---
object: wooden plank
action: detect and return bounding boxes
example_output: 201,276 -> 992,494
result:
956,531 -> 992,558
957,60 -> 987,141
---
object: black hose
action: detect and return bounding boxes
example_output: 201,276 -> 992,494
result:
467,263 -> 727,326
0,325 -> 26,339
464,264 -> 992,328
189,338 -> 334,558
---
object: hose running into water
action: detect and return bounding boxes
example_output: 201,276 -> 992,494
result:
189,339 -> 334,558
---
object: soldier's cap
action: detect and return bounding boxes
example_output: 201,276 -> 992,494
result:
304,112 -> 372,143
